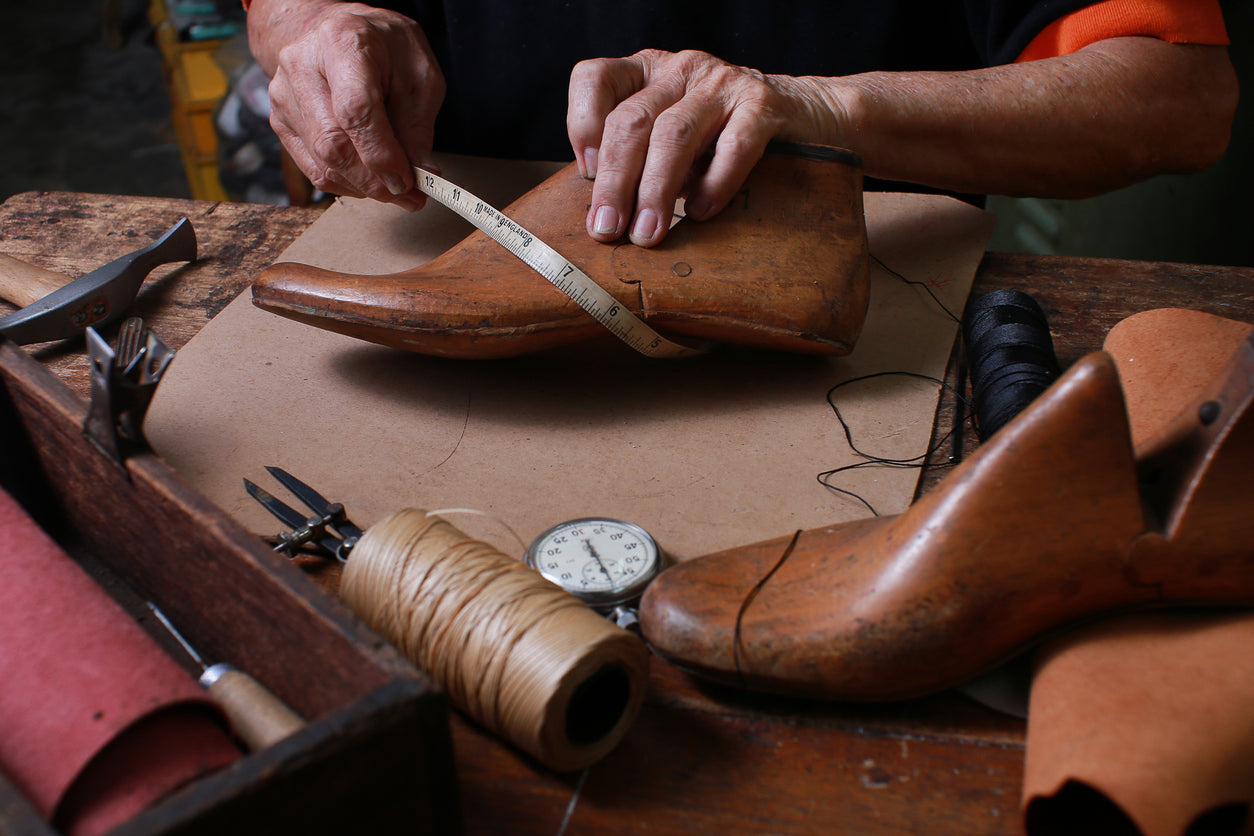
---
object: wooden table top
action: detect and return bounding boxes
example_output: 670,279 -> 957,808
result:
4,189 -> 1253,836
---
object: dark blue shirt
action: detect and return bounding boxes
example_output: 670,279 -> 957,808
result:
397,0 -> 1096,161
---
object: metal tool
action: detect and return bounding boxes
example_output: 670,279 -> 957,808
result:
145,602 -> 305,751
83,319 -> 176,465
244,466 -> 364,562
0,217 -> 196,345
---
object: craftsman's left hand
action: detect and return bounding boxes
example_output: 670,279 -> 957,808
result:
567,49 -> 827,248
568,41 -> 1237,250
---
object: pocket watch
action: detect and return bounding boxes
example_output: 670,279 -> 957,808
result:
526,517 -> 663,628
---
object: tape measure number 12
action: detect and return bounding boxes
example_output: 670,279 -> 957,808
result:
413,167 -> 701,359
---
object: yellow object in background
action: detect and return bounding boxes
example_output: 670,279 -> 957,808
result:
150,0 -> 229,201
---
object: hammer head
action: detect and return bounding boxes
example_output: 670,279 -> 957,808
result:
0,217 -> 197,345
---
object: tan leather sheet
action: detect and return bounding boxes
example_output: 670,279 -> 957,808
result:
146,155 -> 993,561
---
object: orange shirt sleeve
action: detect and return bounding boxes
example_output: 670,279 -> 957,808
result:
1016,0 -> 1230,62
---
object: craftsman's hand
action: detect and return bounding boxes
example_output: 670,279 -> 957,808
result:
263,2 -> 445,209
567,41 -> 1237,249
567,49 -> 827,248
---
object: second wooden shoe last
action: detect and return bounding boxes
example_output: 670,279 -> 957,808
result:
639,321 -> 1254,701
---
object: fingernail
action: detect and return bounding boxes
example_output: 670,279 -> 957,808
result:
630,209 -> 659,245
583,148 -> 598,179
593,204 -> 619,235
383,174 -> 408,196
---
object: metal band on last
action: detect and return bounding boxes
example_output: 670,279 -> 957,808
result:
412,167 -> 702,359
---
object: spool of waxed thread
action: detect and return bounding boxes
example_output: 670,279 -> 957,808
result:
963,289 -> 1061,440
340,509 -> 651,772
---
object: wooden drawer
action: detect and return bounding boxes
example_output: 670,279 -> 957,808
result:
0,340 -> 459,835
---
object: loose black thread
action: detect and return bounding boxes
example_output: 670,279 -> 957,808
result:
732,528 -> 803,685
814,254 -> 974,517
871,253 -> 961,325
817,371 -> 971,517
731,256 -> 977,674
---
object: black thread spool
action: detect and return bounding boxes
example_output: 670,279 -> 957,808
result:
963,289 -> 1061,441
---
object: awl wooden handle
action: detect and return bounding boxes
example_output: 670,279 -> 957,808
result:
0,253 -> 71,309
202,663 -> 305,750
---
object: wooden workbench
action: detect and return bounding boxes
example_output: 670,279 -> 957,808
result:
4,189 -> 1253,836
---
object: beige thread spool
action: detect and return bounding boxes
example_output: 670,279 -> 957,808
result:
340,508 -> 650,772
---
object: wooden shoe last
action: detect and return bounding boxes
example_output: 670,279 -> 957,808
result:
251,143 -> 869,359
638,325 -> 1254,701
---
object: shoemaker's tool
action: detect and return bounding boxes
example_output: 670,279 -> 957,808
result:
83,318 -> 176,465
252,141 -> 870,359
243,467 -> 651,771
244,465 -> 363,562
0,217 -> 195,345
639,318 -> 1254,702
145,602 -> 305,750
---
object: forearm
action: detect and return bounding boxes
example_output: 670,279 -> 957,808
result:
791,38 -> 1238,198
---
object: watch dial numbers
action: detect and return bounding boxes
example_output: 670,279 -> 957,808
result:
533,521 -> 657,595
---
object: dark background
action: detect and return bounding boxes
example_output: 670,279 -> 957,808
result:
2,0 -> 190,201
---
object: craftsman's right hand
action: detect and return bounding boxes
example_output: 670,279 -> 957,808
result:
265,2 -> 445,210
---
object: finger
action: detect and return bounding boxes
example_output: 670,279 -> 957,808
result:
584,99 -> 654,242
626,91 -> 734,246
319,38 -> 414,199
276,124 -> 362,198
627,109 -> 717,245
268,64 -> 366,198
269,30 -> 383,198
383,46 -> 445,191
273,67 -> 427,211
585,56 -> 691,243
274,118 -> 354,197
681,110 -> 773,222
567,55 -> 646,179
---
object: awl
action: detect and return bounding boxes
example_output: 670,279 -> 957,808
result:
146,602 -> 305,750
0,217 -> 196,345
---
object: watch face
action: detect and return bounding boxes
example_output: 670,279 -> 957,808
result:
528,518 -> 660,607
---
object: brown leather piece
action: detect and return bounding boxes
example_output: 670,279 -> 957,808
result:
639,324 -> 1254,701
1021,309 -> 1254,836
251,143 -> 870,359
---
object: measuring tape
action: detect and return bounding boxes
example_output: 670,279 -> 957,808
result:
413,167 -> 701,359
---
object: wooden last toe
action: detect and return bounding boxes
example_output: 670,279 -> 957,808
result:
639,518 -> 892,699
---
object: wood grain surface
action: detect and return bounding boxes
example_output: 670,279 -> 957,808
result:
5,189 -> 1253,836
0,191 -> 322,395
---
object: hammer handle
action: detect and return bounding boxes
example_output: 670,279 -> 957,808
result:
0,254 -> 71,309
